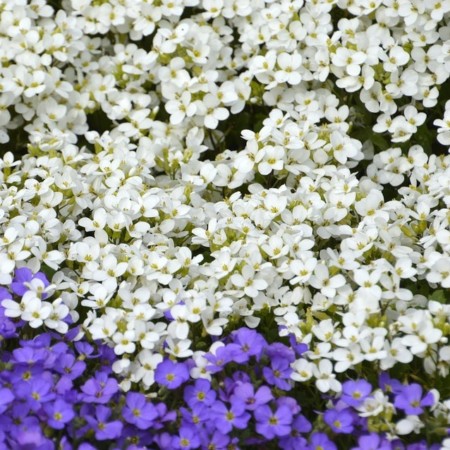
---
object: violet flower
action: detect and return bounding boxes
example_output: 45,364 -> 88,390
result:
43,399 -> 75,430
122,392 -> 158,429
254,404 -> 293,439
183,378 -> 216,408
341,380 -> 372,407
154,359 -> 190,390
173,425 -> 201,449
230,382 -> 273,411
11,267 -> 50,298
80,372 -> 119,403
84,405 -> 123,440
324,408 -> 354,434
394,384 -> 435,415
210,400 -> 250,434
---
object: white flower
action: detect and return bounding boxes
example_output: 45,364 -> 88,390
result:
257,145 -> 284,175
332,47 -> 366,76
275,52 -> 302,85
89,315 -> 118,340
44,299 -> 70,333
92,254 -> 128,282
289,256 -> 317,285
312,359 -> 341,393
230,265 -> 268,298
113,330 -> 136,355
261,235 -> 289,260
427,258 -> 450,288
165,91 -> 197,125
309,264 -> 345,298
380,338 -> 413,369
201,93 -> 229,129
165,337 -> 193,358
201,310 -> 228,336
132,350 -> 163,388
333,344 -> 364,372
290,358 -> 314,382
167,304 -> 190,340
356,389 -> 390,417
79,208 -> 107,232
434,101 -> 450,145
2,298 -> 22,319
382,46 -> 410,72
395,416 -> 424,435
402,325 -> 443,355
21,293 -> 52,328
360,334 -> 387,361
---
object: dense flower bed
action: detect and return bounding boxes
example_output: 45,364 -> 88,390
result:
1,0 -> 450,448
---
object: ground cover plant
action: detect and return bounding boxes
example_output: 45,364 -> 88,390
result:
0,0 -> 450,448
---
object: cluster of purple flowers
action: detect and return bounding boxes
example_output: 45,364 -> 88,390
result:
150,328 -> 314,449
321,375 -> 440,450
0,326 -> 181,449
0,269 -> 443,449
150,328 -> 440,450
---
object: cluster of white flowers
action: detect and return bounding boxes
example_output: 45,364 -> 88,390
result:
0,0 -> 450,431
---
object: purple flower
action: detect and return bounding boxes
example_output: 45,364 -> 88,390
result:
184,379 -> 216,408
341,380 -> 372,407
292,413 -> 312,433
265,342 -> 296,362
117,425 -> 153,448
276,396 -> 301,416
0,289 -> 17,338
324,408 -> 354,434
210,400 -> 250,434
20,333 -> 51,349
0,287 -> 11,301
180,405 -> 210,428
12,347 -> 49,366
0,313 -> 17,338
288,334 -> 308,357
122,392 -> 158,429
230,328 -> 267,362
85,405 -> 123,440
75,341 -> 95,359
254,405 -> 293,439
408,444 -> 440,450
309,432 -> 337,450
378,373 -> 403,395
44,399 -> 75,429
279,432 -> 308,450
155,401 -> 177,425
12,426 -> 52,450
80,372 -> 119,403
173,426 -> 201,449
55,375 -> 74,396
230,382 -> 273,411
16,378 -> 55,411
152,432 -> 174,449
394,384 -> 434,415
0,388 -> 14,414
263,356 -> 293,391
155,359 -> 190,389
11,267 -> 35,295
204,346 -> 233,373
351,433 -> 393,450
55,353 -> 86,380
11,268 -> 49,298
200,430 -> 230,450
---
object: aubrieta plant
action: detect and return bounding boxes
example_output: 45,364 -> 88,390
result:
1,0 -> 450,447
0,306 -> 443,449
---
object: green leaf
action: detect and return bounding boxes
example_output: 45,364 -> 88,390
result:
430,289 -> 450,304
